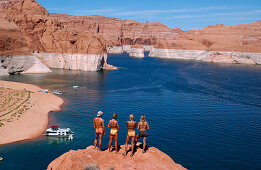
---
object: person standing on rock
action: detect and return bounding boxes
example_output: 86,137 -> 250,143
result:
108,113 -> 120,152
135,115 -> 150,153
93,111 -> 105,151
122,114 -> 137,157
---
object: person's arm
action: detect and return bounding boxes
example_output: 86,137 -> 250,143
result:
93,118 -> 96,129
108,120 -> 111,128
102,119 -> 105,135
137,122 -> 140,130
117,121 -> 119,129
146,122 -> 150,130
134,122 -> 137,129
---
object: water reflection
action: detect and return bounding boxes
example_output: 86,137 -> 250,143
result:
45,136 -> 73,145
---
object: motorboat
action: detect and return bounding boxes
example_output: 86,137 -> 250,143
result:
73,85 -> 79,89
53,90 -> 63,95
45,126 -> 74,137
38,89 -> 49,93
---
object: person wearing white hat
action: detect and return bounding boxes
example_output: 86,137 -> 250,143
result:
93,111 -> 105,150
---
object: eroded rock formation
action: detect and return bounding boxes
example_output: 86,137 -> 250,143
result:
48,14 -> 179,47
0,0 -> 110,74
1,0 -> 260,68
47,145 -> 186,170
129,44 -> 145,58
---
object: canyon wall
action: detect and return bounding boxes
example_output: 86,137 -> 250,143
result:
149,49 -> 261,64
1,0 -> 260,69
35,53 -> 107,71
107,20 -> 261,64
0,0 -> 110,75
48,13 -> 180,47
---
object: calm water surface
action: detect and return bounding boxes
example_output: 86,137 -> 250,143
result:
0,53 -> 261,170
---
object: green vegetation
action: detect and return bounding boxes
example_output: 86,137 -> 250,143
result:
0,87 -> 33,126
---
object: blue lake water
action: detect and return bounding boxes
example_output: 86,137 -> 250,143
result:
0,53 -> 261,170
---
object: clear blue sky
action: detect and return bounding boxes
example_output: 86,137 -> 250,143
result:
37,0 -> 261,31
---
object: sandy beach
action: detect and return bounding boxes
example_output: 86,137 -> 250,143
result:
0,80 -> 64,145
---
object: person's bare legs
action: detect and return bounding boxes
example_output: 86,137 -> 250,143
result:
135,135 -> 140,143
98,133 -> 103,151
123,135 -> 130,156
115,134 -> 118,152
94,133 -> 98,149
130,136 -> 135,156
143,137 -> 147,153
108,135 -> 113,152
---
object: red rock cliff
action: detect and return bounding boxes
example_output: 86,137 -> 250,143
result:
3,0 -> 107,55
1,0 -> 261,56
155,21 -> 261,53
48,14 -> 180,47
0,13 -> 31,56
47,145 -> 186,170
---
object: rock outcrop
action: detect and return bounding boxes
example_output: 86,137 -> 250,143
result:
0,13 -> 31,56
149,49 -> 261,64
155,21 -> 261,53
4,0 -> 107,55
129,44 -> 145,58
0,56 -> 51,74
35,53 -> 107,72
47,144 -> 186,170
0,0 -> 110,74
1,0 -> 261,67
48,14 -> 179,47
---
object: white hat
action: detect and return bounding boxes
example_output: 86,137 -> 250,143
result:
97,111 -> 103,117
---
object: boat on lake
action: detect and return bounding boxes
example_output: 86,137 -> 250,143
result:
45,126 -> 74,137
52,90 -> 63,95
73,85 -> 79,89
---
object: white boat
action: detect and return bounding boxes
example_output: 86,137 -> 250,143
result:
53,90 -> 63,95
73,85 -> 79,89
45,126 -> 74,137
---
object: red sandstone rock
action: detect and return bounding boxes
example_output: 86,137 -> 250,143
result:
48,14 -> 179,47
156,21 -> 261,53
3,0 -> 107,55
131,44 -> 143,49
0,13 -> 31,56
47,144 -> 186,170
1,0 -> 261,57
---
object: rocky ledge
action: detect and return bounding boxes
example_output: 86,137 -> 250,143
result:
35,53 -> 108,72
47,144 -> 186,170
129,45 -> 145,58
0,56 -> 51,75
149,48 -> 261,64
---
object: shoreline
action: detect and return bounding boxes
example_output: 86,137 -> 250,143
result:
0,80 -> 64,146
